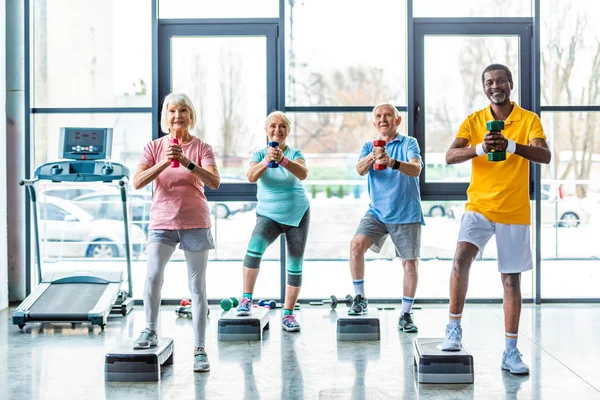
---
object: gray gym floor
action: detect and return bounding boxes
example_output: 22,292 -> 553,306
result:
1,304 -> 599,400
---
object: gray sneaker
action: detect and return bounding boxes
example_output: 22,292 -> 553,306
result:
194,348 -> 210,372
441,323 -> 462,351
133,328 -> 158,349
501,348 -> 530,375
398,313 -> 418,332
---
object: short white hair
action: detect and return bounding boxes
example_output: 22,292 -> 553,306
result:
264,110 -> 291,130
372,103 -> 400,119
160,93 -> 197,134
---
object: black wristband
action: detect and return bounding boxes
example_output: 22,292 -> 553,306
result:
392,159 -> 401,170
186,161 -> 197,173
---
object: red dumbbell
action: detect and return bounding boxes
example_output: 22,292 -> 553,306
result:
373,140 -> 387,170
180,298 -> 191,307
171,137 -> 180,168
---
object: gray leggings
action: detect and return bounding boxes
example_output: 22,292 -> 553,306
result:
144,242 -> 209,348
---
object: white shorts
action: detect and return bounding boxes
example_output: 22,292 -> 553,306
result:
457,211 -> 533,274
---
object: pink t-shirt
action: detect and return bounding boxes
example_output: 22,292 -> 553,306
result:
139,135 -> 216,230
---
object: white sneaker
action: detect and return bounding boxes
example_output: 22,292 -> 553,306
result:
501,348 -> 530,375
441,323 -> 462,351
133,328 -> 158,349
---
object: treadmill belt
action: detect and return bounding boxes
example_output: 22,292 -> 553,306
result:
28,283 -> 107,317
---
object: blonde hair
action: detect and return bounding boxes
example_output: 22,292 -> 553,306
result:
372,102 -> 401,119
160,93 -> 197,134
264,110 -> 291,131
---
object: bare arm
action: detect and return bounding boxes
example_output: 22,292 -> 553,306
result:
514,138 -> 551,164
186,161 -> 221,190
393,157 -> 422,177
284,158 -> 308,180
133,161 -> 170,190
247,161 -> 267,183
445,138 -> 477,165
356,154 -> 376,176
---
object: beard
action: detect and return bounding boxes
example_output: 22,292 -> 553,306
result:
490,91 -> 509,105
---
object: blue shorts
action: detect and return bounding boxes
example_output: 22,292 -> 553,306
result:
147,228 -> 215,252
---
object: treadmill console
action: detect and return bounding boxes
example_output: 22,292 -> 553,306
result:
34,127 -> 129,182
59,127 -> 113,160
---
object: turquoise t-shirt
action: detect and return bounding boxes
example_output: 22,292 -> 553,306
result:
251,146 -> 310,227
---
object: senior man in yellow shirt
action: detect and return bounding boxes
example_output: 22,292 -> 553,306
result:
441,64 -> 551,375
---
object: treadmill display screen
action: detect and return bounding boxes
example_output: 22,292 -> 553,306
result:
59,127 -> 113,160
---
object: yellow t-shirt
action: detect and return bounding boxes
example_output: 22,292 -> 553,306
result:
457,102 -> 546,225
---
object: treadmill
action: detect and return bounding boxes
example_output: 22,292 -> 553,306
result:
13,127 -> 134,330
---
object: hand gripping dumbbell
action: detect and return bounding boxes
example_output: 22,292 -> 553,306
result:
319,294 -> 354,310
372,140 -> 387,170
258,299 -> 277,309
268,141 -> 280,168
170,137 -> 180,167
486,120 -> 506,162
220,297 -> 240,311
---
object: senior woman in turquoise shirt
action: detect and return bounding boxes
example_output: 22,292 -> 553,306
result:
235,111 -> 310,332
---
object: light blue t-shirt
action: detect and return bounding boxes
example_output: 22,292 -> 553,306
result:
251,146 -> 310,227
359,134 -> 425,225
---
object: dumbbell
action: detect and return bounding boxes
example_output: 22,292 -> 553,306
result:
258,299 -> 277,309
180,298 -> 191,307
268,141 -> 280,168
311,294 -> 354,310
170,137 -> 180,167
175,305 -> 210,318
220,297 -> 240,311
486,120 -> 506,162
372,140 -> 387,170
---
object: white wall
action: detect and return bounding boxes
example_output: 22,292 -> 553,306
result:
1,0 -> 9,309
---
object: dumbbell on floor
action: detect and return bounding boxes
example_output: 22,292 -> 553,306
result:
175,305 -> 210,318
220,297 -> 240,311
311,294 -> 354,310
258,299 -> 277,309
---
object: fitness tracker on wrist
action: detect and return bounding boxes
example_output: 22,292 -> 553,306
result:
186,161 -> 197,173
392,159 -> 401,170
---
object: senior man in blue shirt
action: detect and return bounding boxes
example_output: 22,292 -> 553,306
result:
349,102 -> 424,333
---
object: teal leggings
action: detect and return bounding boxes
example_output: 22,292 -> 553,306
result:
244,208 -> 310,287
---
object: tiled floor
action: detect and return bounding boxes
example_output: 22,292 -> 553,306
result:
1,304 -> 599,400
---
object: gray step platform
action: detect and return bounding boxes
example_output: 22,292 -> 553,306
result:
218,307 -> 270,341
413,338 -> 474,384
105,337 -> 174,382
337,309 -> 380,341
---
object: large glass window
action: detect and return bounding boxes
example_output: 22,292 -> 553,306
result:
170,36 -> 267,179
32,0 -> 151,107
423,35 -> 520,183
159,0 -> 279,19
285,0 -> 407,106
414,0 -> 532,17
541,1 -> 600,106
540,112 -> 600,297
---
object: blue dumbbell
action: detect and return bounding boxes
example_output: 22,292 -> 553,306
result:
268,141 -> 279,168
258,299 -> 277,309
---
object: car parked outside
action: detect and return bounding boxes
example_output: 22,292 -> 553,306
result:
38,195 -> 146,259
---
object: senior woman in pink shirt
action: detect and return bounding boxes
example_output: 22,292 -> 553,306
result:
132,93 -> 220,373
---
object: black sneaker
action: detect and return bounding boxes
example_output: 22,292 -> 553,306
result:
398,313 -> 418,332
348,294 -> 368,315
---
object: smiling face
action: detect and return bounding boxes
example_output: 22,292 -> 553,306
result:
265,114 -> 289,146
166,103 -> 192,132
483,69 -> 513,106
372,104 -> 402,137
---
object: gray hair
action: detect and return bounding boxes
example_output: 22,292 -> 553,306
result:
160,93 -> 197,134
372,103 -> 401,119
264,111 -> 291,130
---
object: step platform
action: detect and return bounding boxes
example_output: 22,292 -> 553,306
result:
218,307 -> 270,341
413,338 -> 474,384
105,337 -> 174,382
337,309 -> 380,341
